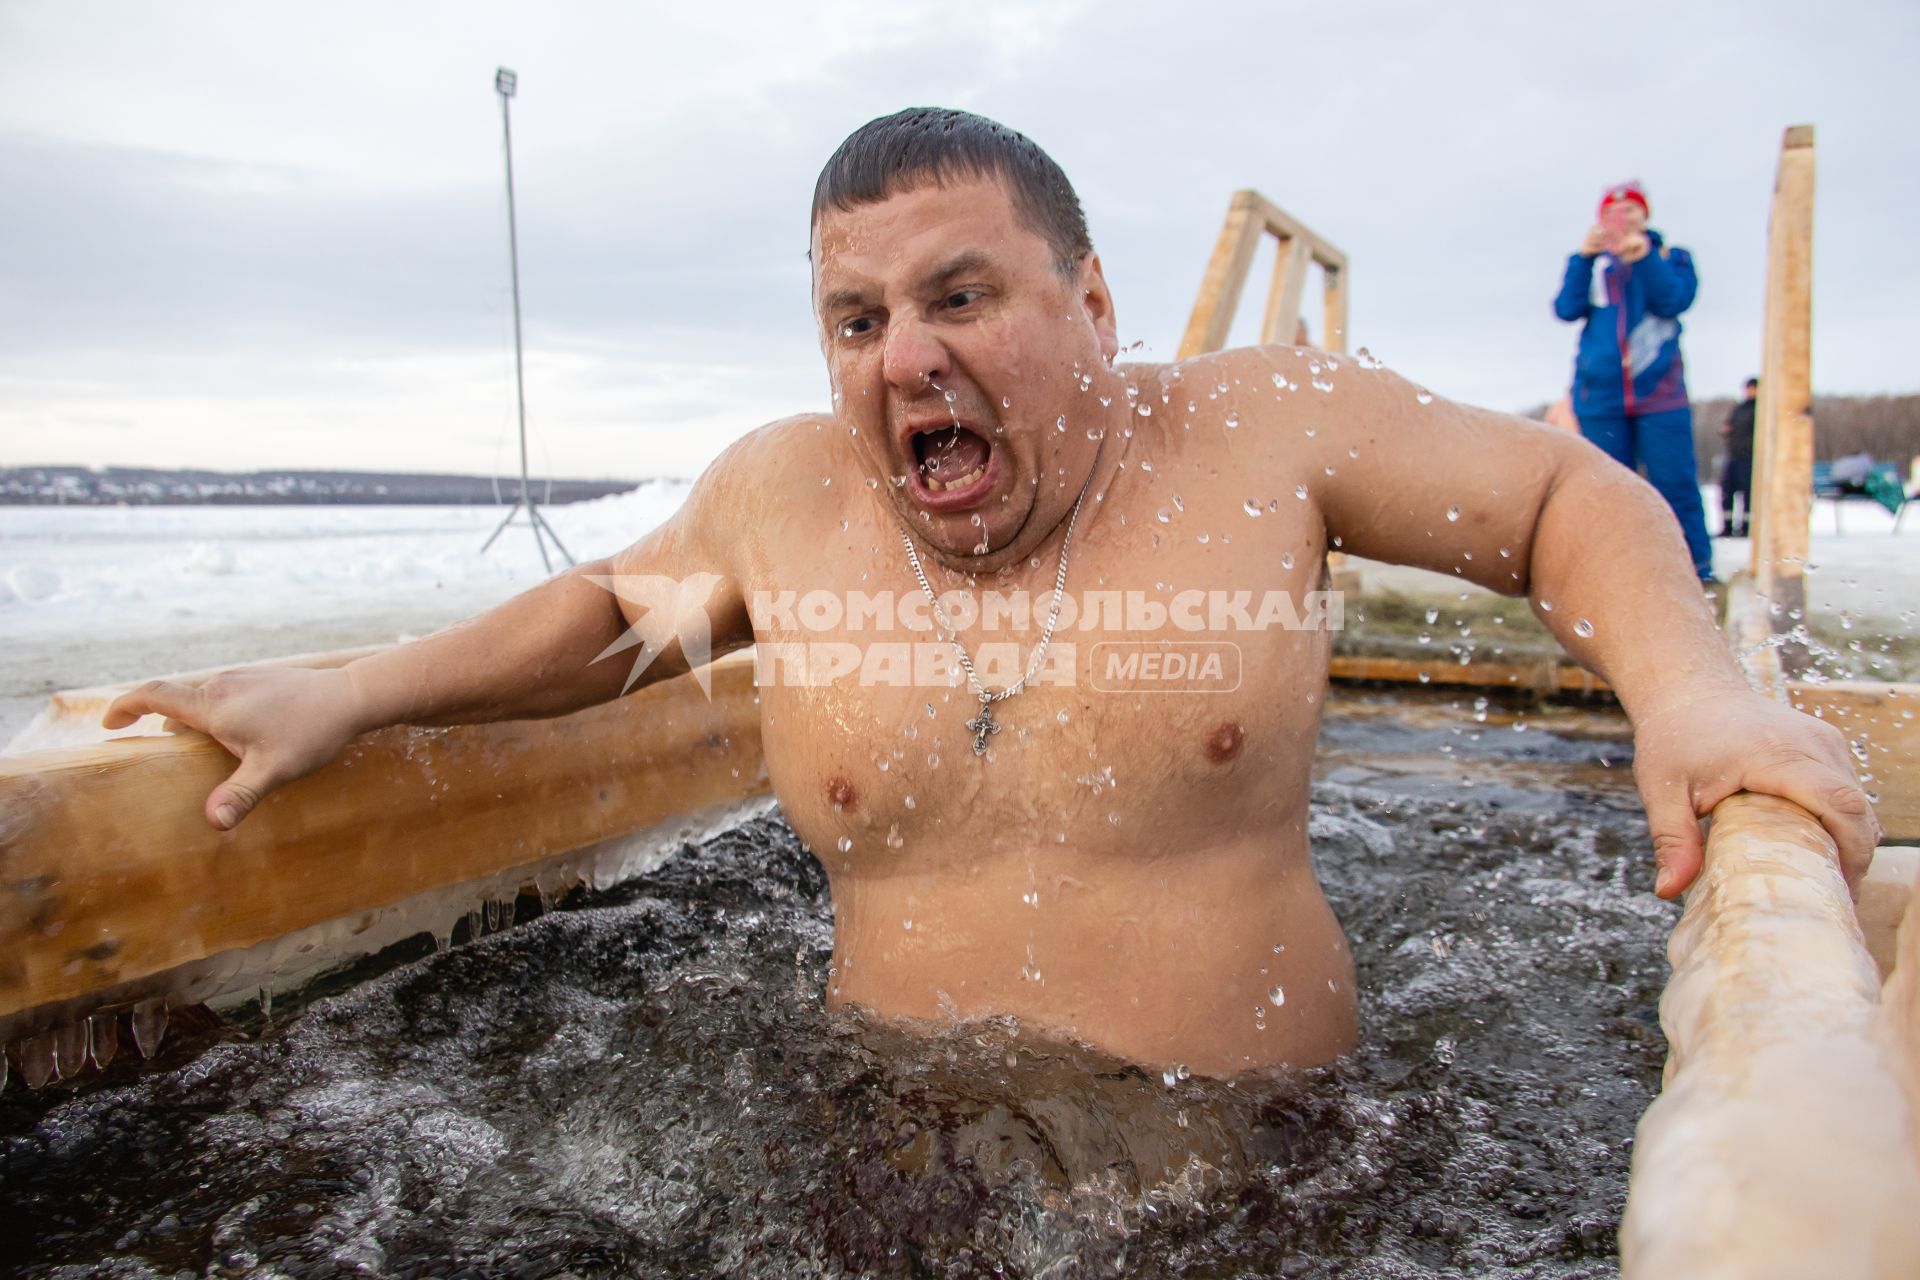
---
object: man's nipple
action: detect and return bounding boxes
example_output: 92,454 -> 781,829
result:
1204,721 -> 1245,764
826,775 -> 858,813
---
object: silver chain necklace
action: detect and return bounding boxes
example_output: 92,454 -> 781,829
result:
898,438 -> 1103,757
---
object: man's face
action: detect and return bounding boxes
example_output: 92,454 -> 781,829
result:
811,174 -> 1118,563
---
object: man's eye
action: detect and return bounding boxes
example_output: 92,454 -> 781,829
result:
838,316 -> 875,339
943,289 -> 981,310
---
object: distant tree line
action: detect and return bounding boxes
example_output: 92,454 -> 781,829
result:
1687,393 -> 1920,477
0,466 -> 644,506
1522,393 -> 1920,479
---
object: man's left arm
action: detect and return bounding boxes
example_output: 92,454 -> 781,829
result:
1295,355 -> 1879,897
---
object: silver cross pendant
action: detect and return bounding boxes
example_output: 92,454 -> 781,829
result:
965,697 -> 1001,756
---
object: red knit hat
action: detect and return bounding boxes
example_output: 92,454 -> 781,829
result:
1599,181 -> 1650,217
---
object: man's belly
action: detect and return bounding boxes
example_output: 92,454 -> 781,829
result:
821,835 -> 1357,1078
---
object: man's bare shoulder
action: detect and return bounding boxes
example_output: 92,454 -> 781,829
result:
1124,345 -> 1340,464
698,412 -> 840,491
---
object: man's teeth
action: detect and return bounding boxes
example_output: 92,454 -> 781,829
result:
925,463 -> 986,493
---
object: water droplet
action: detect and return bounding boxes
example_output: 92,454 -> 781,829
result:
1268,986 -> 1286,1006
1171,494 -> 1185,512
1294,485 -> 1309,500
1225,412 -> 1240,429
886,824 -> 904,849
904,794 -> 917,809
836,835 -> 853,853
1156,508 -> 1171,523
1425,608 -> 1439,624
1281,551 -> 1295,569
1196,532 -> 1210,544
1107,810 -> 1121,826
1055,414 -> 1068,433
1574,618 -> 1595,638
1001,396 -> 1011,409
1243,498 -> 1264,517
1415,389 -> 1434,405
1136,403 -> 1152,418
1445,505 -> 1460,522
821,475 -> 831,487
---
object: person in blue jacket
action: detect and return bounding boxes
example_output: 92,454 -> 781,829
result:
1553,181 -> 1715,581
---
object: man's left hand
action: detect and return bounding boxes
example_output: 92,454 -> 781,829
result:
1628,687 -> 1881,898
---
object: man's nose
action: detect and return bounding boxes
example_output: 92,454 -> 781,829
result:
882,317 -> 951,392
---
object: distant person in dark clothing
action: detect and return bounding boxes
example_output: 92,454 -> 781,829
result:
1553,181 -> 1716,580
1718,377 -> 1758,537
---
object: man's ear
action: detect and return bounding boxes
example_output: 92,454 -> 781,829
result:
1078,253 -> 1119,365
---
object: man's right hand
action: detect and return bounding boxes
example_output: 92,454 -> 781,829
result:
1579,224 -> 1608,258
102,666 -> 368,831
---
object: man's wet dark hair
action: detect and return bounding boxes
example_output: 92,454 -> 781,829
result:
812,107 -> 1092,274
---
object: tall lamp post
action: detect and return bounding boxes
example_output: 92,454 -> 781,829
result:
481,65 -> 572,572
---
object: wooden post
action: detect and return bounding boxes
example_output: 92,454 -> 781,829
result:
1321,263 -> 1349,355
1749,126 -> 1816,661
1260,236 -> 1312,345
1176,192 -> 1262,359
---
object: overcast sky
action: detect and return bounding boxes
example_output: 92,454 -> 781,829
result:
3,0 -> 1915,480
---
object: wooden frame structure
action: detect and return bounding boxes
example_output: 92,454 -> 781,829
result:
1178,189 -> 1349,357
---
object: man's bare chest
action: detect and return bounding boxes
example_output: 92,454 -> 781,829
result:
740,485 -> 1335,871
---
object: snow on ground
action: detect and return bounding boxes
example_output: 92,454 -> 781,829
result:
1,481 -> 1911,747
1356,487 -> 1917,630
0,481 -> 690,745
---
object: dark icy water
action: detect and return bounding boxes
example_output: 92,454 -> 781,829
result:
1,692 -> 1672,1278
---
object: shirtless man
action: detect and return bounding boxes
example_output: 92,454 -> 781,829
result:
105,108 -> 1879,1078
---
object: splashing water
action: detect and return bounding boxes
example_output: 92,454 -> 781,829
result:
4,696 -> 1666,1278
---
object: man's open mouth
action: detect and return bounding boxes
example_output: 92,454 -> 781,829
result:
908,423 -> 998,508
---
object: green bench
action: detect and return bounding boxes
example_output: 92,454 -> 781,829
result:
1809,460 -> 1911,534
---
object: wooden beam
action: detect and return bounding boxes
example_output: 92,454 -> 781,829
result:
0,657 -> 769,1033
1177,191 -> 1263,358
1261,236 -> 1313,345
1878,877 -> 1920,1193
1322,262 -> 1349,355
1749,126 -> 1817,659
1621,792 -> 1920,1277
1327,653 -> 1612,696
1787,679 -> 1920,842
1857,846 -> 1918,981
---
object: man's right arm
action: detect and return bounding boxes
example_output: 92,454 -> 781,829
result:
103,426 -> 770,829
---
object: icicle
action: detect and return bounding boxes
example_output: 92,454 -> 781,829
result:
466,906 -> 484,942
0,1046 -> 7,1093
258,984 -> 273,1025
18,1031 -> 56,1089
88,1013 -> 118,1071
132,999 -> 169,1060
